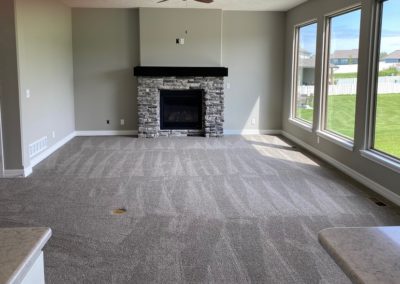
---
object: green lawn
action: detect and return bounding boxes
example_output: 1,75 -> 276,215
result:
333,72 -> 358,79
333,67 -> 400,80
326,95 -> 356,139
374,94 -> 400,158
298,94 -> 400,159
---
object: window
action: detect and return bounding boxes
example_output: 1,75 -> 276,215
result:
292,22 -> 318,125
371,0 -> 400,160
322,8 -> 361,140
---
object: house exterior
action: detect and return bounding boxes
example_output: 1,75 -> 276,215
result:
299,48 -> 312,59
384,50 -> 400,63
299,56 -> 337,86
298,56 -> 316,85
297,49 -> 315,85
330,49 -> 359,65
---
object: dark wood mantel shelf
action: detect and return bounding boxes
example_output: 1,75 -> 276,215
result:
133,66 -> 228,77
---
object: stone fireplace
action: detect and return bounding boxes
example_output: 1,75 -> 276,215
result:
134,67 -> 228,138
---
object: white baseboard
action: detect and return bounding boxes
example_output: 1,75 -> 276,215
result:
78,129 -> 281,136
29,132 -> 76,169
281,131 -> 400,207
260,130 -> 283,135
19,130 -> 137,177
1,169 -> 26,178
23,167 -> 33,177
75,130 -> 137,136
224,129 -> 282,135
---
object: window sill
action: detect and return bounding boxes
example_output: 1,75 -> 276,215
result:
316,130 -> 354,151
288,118 -> 313,133
360,150 -> 400,174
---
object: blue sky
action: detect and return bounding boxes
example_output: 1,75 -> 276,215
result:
300,0 -> 400,55
299,23 -> 317,55
330,9 -> 361,54
381,0 -> 400,53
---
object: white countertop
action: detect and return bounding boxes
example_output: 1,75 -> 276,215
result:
319,226 -> 400,284
0,227 -> 52,284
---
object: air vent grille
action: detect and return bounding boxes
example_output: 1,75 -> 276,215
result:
29,136 -> 48,158
369,197 -> 387,207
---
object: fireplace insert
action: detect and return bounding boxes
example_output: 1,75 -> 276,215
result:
160,89 -> 203,130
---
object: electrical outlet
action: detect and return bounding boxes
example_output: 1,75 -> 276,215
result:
52,131 -> 55,138
120,119 -> 125,126
251,118 -> 256,125
176,38 -> 185,45
226,83 -> 231,89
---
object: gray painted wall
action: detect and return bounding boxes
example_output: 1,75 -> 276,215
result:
72,9 -> 284,133
222,11 -> 285,132
72,9 -> 139,131
0,0 -> 23,169
15,0 -> 75,168
283,0 -> 400,194
139,8 -> 222,67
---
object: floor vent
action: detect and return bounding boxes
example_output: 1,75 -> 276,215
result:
28,136 -> 48,158
369,197 -> 387,207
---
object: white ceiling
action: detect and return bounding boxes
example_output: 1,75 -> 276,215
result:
61,0 -> 307,11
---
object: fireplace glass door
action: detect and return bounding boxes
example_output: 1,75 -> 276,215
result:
160,89 -> 203,130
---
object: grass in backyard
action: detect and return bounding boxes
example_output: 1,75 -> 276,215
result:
333,72 -> 358,79
299,94 -> 400,159
378,67 -> 400,77
374,94 -> 400,159
333,67 -> 400,79
326,95 -> 356,139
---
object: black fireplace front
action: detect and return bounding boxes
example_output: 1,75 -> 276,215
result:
160,89 -> 203,130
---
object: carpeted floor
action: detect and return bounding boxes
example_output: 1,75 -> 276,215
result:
1,135 -> 400,283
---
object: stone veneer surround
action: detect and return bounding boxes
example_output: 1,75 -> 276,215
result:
137,76 -> 224,138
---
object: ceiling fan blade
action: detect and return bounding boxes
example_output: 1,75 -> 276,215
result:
157,0 -> 213,4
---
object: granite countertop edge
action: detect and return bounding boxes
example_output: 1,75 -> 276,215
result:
2,227 -> 52,284
318,227 -> 364,284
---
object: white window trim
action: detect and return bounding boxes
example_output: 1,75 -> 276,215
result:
288,118 -> 313,132
316,130 -> 354,151
360,0 -> 400,170
360,150 -> 400,174
290,19 -> 317,126
317,6 -> 361,153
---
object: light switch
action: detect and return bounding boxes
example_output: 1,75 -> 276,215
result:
26,89 -> 31,98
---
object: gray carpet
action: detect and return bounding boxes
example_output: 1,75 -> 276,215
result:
1,135 -> 400,283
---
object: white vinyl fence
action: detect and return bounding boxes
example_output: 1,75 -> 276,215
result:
299,76 -> 400,96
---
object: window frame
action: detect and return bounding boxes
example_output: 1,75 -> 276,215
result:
290,19 -> 318,130
318,5 -> 362,149
361,0 -> 400,172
